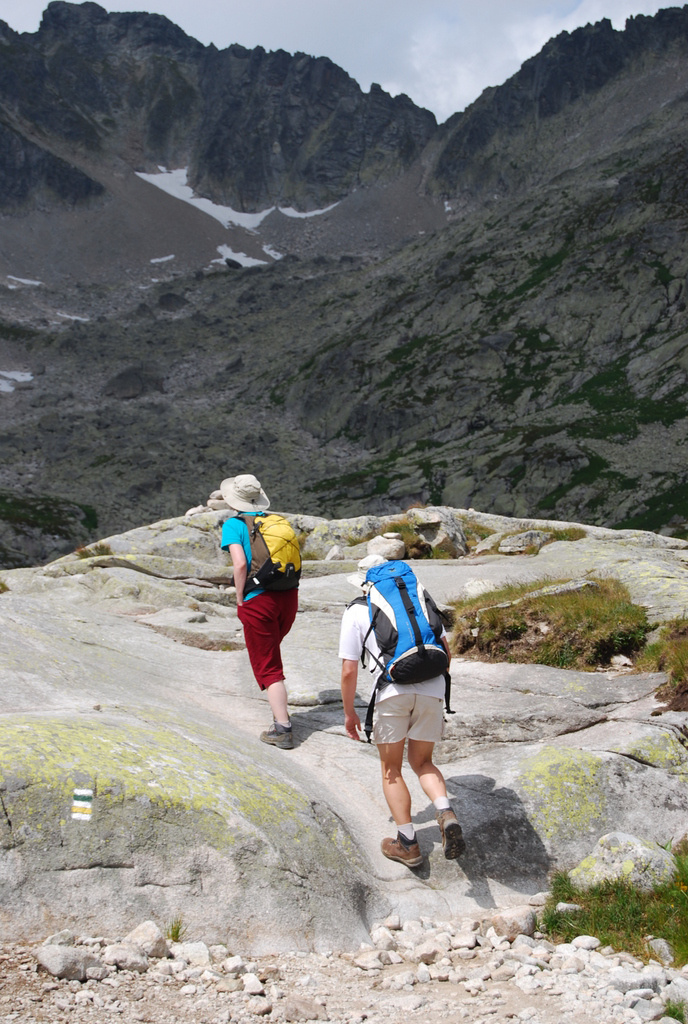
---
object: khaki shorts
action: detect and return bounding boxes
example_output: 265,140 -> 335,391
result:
373,692 -> 444,745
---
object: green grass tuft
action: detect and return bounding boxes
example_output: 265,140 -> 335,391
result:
165,915 -> 187,943
547,527 -> 587,543
638,618 -> 688,705
452,578 -> 650,669
542,854 -> 688,965
665,1000 -> 687,1023
75,543 -> 114,559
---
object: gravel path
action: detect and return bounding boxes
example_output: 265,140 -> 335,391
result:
1,912 -> 684,1024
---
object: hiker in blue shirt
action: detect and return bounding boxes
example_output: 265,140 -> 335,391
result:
220,475 -> 298,749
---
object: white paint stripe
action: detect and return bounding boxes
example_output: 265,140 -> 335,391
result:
72,788 -> 93,821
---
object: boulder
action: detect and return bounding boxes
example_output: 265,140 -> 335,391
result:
123,920 -> 168,958
242,972 -> 265,994
664,977 -> 688,1003
222,955 -> 246,976
403,507 -> 468,557
474,533 -> 503,554
169,941 -> 211,966
296,515 -> 379,558
35,945 -> 102,980
647,938 -> 674,964
101,942 -> 150,973
284,994 -> 329,1021
569,833 -> 677,891
353,950 -> 384,970
499,530 -> 552,554
367,535 -> 405,559
490,907 -> 537,941
370,926 -> 397,950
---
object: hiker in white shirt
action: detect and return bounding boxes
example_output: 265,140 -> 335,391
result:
338,555 -> 465,867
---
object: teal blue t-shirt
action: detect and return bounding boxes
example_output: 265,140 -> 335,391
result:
220,514 -> 265,601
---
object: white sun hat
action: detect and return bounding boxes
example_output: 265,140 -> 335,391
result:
346,553 -> 387,590
220,474 -> 270,512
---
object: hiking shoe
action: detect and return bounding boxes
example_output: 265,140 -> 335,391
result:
436,809 -> 465,859
260,722 -> 294,749
381,834 -> 423,868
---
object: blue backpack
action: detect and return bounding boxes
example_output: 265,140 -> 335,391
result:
357,561 -> 451,741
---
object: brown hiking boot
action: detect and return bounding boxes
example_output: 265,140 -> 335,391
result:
260,721 -> 294,749
381,834 -> 423,868
436,809 -> 465,859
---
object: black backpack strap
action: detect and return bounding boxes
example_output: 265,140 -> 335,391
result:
360,605 -> 385,674
238,512 -> 271,595
364,676 -> 383,743
424,589 -> 446,642
355,600 -> 385,743
444,670 -> 455,716
395,578 -> 426,653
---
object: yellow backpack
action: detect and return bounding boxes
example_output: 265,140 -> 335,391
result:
241,513 -> 302,593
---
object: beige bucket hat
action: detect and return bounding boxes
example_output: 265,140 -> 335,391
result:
220,474 -> 270,512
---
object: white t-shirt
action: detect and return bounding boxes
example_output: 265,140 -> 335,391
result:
338,599 -> 446,704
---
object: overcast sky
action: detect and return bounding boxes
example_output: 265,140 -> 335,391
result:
0,0 -> 669,122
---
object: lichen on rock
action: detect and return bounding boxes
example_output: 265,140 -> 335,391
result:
519,746 -> 607,841
568,832 -> 677,891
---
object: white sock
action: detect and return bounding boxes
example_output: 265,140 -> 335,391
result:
397,822 -> 416,841
434,796 -> 451,812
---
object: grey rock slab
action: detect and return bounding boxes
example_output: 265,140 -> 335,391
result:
556,718 -> 688,772
4,512 -> 688,952
79,513 -> 229,565
436,737 -> 688,876
405,531 -> 688,625
45,551 -> 233,584
528,537 -> 688,624
437,661 -> 663,758
0,583 -> 380,952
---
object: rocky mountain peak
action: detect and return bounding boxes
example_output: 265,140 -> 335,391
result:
430,6 -> 688,196
2,5 -> 688,563
38,0 -> 197,54
0,4 -> 436,214
40,0 -> 109,32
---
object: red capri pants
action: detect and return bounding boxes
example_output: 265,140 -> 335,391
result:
236,589 -> 299,689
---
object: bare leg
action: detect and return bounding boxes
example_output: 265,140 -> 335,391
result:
377,740 -> 412,825
407,739 -> 447,802
266,680 -> 290,725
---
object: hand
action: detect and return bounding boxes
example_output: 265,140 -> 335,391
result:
344,711 -> 362,741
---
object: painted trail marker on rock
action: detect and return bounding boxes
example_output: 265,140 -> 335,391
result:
71,789 -> 93,822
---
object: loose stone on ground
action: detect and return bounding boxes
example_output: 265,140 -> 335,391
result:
2,914 -> 688,1024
